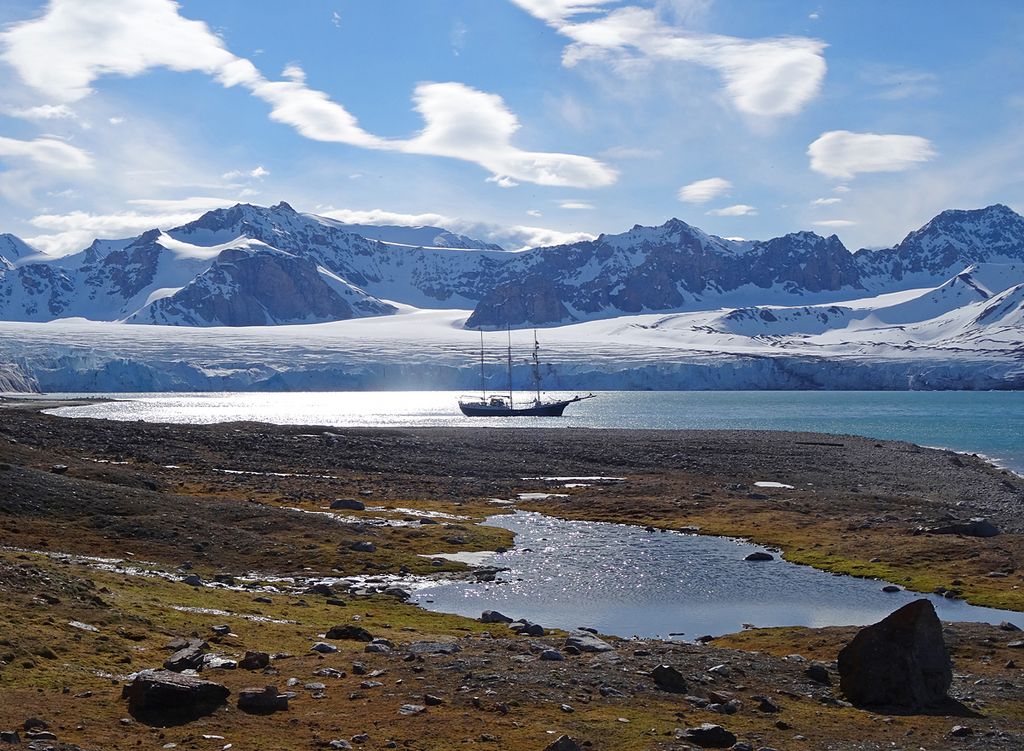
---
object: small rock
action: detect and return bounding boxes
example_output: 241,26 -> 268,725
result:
328,742 -> 353,750
1008,640 -> 1024,649
805,663 -> 831,685
651,664 -> 688,693
327,624 -> 374,642
237,686 -> 290,714
744,552 -> 773,562
311,642 -> 338,654
211,625 -> 231,635
560,703 -> 574,713
350,541 -> 376,553
543,736 -> 582,751
424,694 -> 444,706
540,650 -> 564,661
950,725 -> 973,738
680,723 -> 737,748
331,498 -> 366,511
239,651 -> 270,670
0,731 -> 20,744
752,695 -> 779,713
480,610 -> 514,624
398,704 -> 426,716
564,631 -> 614,653
881,585 -> 900,593
998,621 -> 1021,632
162,639 -> 207,672
181,574 -> 202,586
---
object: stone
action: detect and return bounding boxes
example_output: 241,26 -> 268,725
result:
350,541 -> 376,553
329,742 -> 353,750
201,654 -> 237,670
211,625 -> 231,635
480,610 -> 514,624
542,736 -> 582,751
326,625 -> 374,642
181,574 -> 202,586
0,731 -> 19,743
382,587 -> 411,601
121,669 -> 229,723
651,664 -> 688,693
398,704 -> 426,716
331,498 -> 366,511
838,600 -> 951,709
239,651 -> 270,670
540,650 -> 564,661
1008,640 -> 1024,649
679,723 -> 737,748
752,695 -> 779,713
162,639 -> 207,672
881,585 -> 900,593
804,663 -> 831,685
950,725 -> 973,738
564,631 -> 614,653
744,552 -> 774,562
24,731 -> 56,742
921,518 -> 1000,537
424,694 -> 444,706
311,642 -> 338,654
237,686 -> 290,714
998,621 -> 1021,632
405,641 -> 461,655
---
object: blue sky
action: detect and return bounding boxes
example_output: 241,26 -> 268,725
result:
0,0 -> 1022,255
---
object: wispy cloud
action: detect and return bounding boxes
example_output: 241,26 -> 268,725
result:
811,197 -> 842,206
1,0 -> 615,189
511,1 -> 827,117
808,130 -> 936,179
7,103 -> 78,121
862,65 -> 939,101
678,176 -> 731,203
706,203 -> 756,216
558,200 -> 596,209
813,219 -> 856,228
222,166 -> 270,180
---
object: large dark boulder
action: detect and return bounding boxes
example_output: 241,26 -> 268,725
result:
921,518 -> 1000,538
651,664 -> 688,693
162,638 -> 207,672
326,624 -> 374,642
838,600 -> 952,709
122,669 -> 229,725
679,723 -> 737,748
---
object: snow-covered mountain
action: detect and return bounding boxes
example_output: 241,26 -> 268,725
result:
2,202 -> 1022,330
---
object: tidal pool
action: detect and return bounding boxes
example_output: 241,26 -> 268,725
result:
412,511 -> 1022,639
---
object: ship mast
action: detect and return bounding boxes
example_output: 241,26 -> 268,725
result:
531,329 -> 541,403
479,327 -> 486,399
506,324 -> 513,407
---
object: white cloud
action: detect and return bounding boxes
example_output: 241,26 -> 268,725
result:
808,130 -> 936,180
678,176 -> 731,203
8,103 -> 77,120
513,2 -> 827,117
811,197 -> 842,206
331,11 -> 342,28
832,184 -> 850,193
526,209 -> 543,217
601,145 -> 663,159
813,219 -> 856,228
281,63 -> 306,84
706,203 -> 756,216
320,206 -> 594,250
559,200 -> 596,209
2,0 -> 614,189
487,175 -> 520,188
0,134 -> 92,171
25,196 -> 240,255
108,116 -> 126,125
221,165 -> 269,180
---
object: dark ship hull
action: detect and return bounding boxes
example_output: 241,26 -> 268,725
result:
458,397 -> 583,417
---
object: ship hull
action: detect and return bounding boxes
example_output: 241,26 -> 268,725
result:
458,399 -> 576,417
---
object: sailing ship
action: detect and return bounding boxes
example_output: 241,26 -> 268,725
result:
458,328 -> 594,417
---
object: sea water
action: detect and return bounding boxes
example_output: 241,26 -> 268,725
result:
46,390 -> 1024,472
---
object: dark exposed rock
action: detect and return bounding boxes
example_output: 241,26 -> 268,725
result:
121,669 -> 229,724
162,638 -> 207,672
744,551 -> 774,562
330,498 -> 365,511
237,686 -> 291,714
405,641 -> 461,655
679,723 -> 737,748
239,651 -> 270,670
651,664 -> 688,693
480,610 -> 513,624
838,600 -> 952,709
350,541 -> 376,553
920,518 -> 1000,537
0,731 -> 19,743
542,736 -> 582,751
805,663 -> 831,685
326,625 -> 374,642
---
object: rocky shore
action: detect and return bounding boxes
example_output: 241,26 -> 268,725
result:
0,407 -> 1022,750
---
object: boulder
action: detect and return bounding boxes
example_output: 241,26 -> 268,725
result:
330,498 -> 366,511
838,600 -> 951,709
744,552 -> 774,562
564,631 -> 614,653
405,641 -> 461,655
237,686 -> 291,714
679,723 -> 737,748
122,669 -> 229,724
350,541 -> 376,553
326,625 -> 374,642
651,664 -> 688,693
